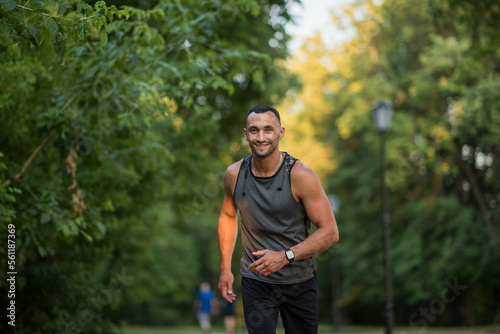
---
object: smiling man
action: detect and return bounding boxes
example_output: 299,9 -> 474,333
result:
217,105 -> 339,334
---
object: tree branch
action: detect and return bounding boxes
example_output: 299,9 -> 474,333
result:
453,139 -> 497,245
2,130 -> 57,188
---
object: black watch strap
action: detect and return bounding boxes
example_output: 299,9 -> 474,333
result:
285,248 -> 295,263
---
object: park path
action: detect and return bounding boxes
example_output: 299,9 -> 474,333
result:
164,331 -> 497,334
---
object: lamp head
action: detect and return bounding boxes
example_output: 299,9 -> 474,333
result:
372,101 -> 393,132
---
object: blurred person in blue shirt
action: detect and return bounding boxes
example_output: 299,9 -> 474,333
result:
195,282 -> 217,332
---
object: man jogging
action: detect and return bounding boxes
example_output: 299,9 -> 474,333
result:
217,105 -> 339,333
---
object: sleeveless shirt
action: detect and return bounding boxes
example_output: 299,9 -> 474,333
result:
233,152 -> 315,284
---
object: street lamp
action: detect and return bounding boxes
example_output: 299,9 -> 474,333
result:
328,195 -> 341,330
371,101 -> 394,334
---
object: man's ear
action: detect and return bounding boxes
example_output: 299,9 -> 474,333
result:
279,126 -> 285,140
243,128 -> 248,142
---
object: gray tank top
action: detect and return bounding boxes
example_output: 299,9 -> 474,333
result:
233,152 -> 315,284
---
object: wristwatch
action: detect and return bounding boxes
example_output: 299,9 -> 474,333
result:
285,248 -> 295,263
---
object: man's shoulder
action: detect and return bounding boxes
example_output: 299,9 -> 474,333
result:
223,157 -> 249,190
290,159 -> 323,200
225,157 -> 246,177
290,159 -> 317,180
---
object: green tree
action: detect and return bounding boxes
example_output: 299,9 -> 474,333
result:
281,0 -> 500,326
0,0 -> 299,332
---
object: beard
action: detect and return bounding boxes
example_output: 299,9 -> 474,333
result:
249,139 -> 278,158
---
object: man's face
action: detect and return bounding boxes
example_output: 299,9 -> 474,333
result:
244,111 -> 284,157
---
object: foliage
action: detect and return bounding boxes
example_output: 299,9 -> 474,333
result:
280,0 -> 500,326
0,0 -> 298,332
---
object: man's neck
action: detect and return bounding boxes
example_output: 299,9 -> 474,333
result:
252,150 -> 283,177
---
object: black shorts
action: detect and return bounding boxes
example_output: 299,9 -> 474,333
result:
241,276 -> 319,334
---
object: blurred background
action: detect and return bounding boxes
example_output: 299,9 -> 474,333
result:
0,0 -> 499,333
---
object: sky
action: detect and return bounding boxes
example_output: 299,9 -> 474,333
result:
286,0 -> 354,53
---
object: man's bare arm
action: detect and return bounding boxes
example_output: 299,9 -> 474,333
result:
217,163 -> 240,302
289,162 -> 339,260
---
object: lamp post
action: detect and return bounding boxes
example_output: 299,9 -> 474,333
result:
371,101 -> 394,334
328,195 -> 341,330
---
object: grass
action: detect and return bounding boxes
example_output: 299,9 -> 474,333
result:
119,324 -> 500,334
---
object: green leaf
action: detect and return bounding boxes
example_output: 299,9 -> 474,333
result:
99,30 -> 108,47
45,17 -> 58,38
40,213 -> 51,224
244,1 -> 260,16
1,0 -> 18,11
37,245 -> 48,257
94,1 -> 106,12
96,222 -> 106,236
98,15 -> 108,31
122,8 -> 130,20
27,25 -> 41,45
80,229 -> 93,241
76,2 -> 87,14
78,21 -> 86,41
57,1 -> 70,16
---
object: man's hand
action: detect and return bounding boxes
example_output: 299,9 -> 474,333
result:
248,249 -> 288,276
218,271 -> 237,303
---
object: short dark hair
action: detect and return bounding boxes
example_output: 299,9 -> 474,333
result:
246,105 -> 281,124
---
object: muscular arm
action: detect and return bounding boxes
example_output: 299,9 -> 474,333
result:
249,161 -> 339,276
217,163 -> 240,302
289,161 -> 339,261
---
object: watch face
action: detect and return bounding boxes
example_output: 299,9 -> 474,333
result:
286,250 -> 294,259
